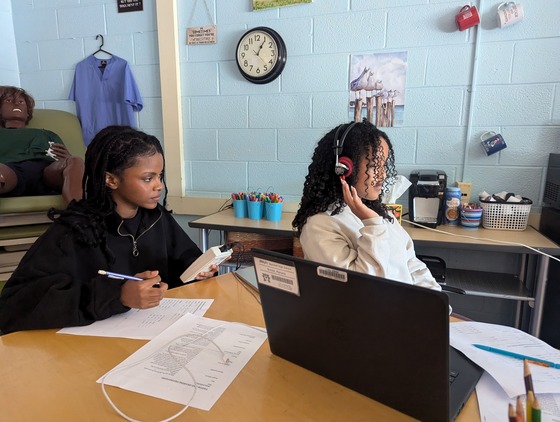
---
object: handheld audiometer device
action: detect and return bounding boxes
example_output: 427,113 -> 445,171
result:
180,244 -> 233,283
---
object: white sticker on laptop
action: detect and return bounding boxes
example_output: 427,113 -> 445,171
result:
317,266 -> 348,283
254,257 -> 299,295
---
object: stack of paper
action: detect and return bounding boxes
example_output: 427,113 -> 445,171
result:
450,321 -> 560,421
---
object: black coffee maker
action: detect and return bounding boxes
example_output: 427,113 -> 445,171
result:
408,170 -> 447,228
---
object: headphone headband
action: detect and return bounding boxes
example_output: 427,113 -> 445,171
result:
333,121 -> 358,177
333,121 -> 357,156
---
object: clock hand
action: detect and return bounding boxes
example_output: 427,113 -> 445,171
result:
254,37 -> 267,56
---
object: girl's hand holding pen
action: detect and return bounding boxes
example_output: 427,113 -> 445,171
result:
120,270 -> 168,310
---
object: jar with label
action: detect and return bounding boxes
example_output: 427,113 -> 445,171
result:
444,187 -> 462,225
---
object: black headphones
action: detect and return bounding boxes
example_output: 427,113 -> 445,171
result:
333,121 -> 358,178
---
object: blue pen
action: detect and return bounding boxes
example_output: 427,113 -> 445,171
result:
473,344 -> 560,369
97,270 -> 143,281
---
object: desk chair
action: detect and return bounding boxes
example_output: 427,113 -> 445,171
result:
0,109 -> 86,286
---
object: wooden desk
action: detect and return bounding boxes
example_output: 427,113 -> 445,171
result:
189,209 -> 560,336
0,273 -> 479,421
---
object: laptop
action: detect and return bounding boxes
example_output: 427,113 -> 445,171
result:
234,266 -> 259,292
251,248 -> 483,422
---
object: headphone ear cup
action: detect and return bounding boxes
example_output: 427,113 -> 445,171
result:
336,156 -> 354,178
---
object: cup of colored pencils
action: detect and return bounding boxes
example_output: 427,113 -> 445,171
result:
231,192 -> 247,218
264,192 -> 283,222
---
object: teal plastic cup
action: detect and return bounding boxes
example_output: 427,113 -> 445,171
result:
246,200 -> 263,220
233,199 -> 247,218
265,202 -> 283,222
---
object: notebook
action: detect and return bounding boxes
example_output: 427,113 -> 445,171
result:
251,248 -> 483,422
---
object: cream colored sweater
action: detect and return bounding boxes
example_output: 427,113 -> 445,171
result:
300,206 -> 441,291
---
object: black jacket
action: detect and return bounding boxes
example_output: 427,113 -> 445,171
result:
0,204 -> 201,334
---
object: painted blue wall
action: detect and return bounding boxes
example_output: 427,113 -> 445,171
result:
0,0 -> 18,85
7,0 -> 560,210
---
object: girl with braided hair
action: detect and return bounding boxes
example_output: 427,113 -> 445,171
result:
0,126 -> 216,334
292,120 -> 441,291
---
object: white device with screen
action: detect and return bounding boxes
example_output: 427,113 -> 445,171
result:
180,245 -> 233,283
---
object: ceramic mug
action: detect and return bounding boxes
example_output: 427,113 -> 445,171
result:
497,2 -> 524,28
456,5 -> 481,31
480,131 -> 507,156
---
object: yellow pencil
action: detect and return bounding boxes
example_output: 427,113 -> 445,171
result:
526,390 -> 534,422
532,396 -> 541,422
524,359 -> 535,394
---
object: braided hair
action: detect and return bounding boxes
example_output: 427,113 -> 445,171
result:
292,120 -> 397,233
49,126 -> 168,262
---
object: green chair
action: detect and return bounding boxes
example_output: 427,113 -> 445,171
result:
0,109 -> 85,285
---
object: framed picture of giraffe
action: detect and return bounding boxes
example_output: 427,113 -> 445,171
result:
348,52 -> 408,127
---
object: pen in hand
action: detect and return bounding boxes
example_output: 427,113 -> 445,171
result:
98,270 -> 143,281
98,270 -> 160,288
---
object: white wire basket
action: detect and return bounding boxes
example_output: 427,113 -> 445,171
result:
480,198 -> 532,230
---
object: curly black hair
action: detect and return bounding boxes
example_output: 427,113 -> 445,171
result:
48,125 -> 168,263
292,120 -> 397,233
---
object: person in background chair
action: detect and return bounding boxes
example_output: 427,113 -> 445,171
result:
0,126 -> 218,334
0,86 -> 84,204
292,120 -> 442,292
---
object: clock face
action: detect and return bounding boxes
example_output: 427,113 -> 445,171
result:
236,27 -> 286,84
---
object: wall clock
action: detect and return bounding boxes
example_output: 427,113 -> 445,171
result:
235,26 -> 287,84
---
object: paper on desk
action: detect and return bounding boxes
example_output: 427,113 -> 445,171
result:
98,313 -> 267,410
476,371 -> 560,422
57,298 -> 213,340
450,321 -> 560,397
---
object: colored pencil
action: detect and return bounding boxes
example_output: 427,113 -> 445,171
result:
508,403 -> 518,422
532,396 -> 541,422
473,344 -> 560,369
524,359 -> 535,393
526,390 -> 534,422
516,395 -> 525,422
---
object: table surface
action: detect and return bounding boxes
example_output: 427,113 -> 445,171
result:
189,209 -> 560,254
0,272 -> 479,421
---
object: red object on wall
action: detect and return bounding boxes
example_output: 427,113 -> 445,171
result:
456,5 -> 480,31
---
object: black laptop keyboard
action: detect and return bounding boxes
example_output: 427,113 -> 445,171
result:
449,369 -> 459,384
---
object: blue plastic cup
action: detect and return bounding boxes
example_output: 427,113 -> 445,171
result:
233,199 -> 247,218
246,201 -> 263,220
265,202 -> 283,222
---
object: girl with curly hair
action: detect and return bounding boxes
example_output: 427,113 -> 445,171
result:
293,120 -> 440,291
0,126 -> 218,334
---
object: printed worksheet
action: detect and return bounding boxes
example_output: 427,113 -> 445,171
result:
98,313 -> 267,410
450,321 -> 560,397
58,298 -> 213,339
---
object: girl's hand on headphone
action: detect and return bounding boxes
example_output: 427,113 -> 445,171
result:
341,178 -> 379,220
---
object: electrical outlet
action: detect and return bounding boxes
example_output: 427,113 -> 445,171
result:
457,182 -> 473,204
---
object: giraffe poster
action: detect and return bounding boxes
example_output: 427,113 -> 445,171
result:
348,52 -> 408,127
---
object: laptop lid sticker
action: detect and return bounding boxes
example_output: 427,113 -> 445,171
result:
317,266 -> 348,283
254,257 -> 300,295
